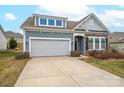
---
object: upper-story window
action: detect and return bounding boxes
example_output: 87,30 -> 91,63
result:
39,18 -> 63,27
48,19 -> 54,26
40,18 -> 47,25
56,20 -> 62,26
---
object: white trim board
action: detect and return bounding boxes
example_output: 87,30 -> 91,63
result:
29,37 -> 71,57
74,33 -> 85,37
23,30 -> 26,52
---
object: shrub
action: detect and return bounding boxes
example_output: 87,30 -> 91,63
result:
86,48 -> 124,60
15,47 -> 19,51
86,50 -> 99,57
15,52 -> 29,59
9,37 -> 17,49
107,48 -> 119,54
70,51 -> 80,57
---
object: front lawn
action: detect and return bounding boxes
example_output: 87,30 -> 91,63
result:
81,57 -> 124,78
0,51 -> 29,87
0,51 -> 17,57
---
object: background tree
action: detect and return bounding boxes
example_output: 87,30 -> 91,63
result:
9,37 -> 17,49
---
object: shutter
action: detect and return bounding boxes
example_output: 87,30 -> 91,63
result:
85,37 -> 88,50
106,37 -> 108,50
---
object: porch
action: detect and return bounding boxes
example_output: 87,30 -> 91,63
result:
74,34 -> 86,54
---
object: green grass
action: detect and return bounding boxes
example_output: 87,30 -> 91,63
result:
0,51 -> 17,57
81,57 -> 124,78
0,51 -> 29,87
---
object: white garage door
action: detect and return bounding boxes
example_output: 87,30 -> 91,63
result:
30,38 -> 71,57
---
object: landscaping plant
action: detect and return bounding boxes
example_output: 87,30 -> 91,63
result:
86,48 -> 124,60
9,37 -> 17,49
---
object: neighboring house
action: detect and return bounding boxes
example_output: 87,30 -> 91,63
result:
5,31 -> 23,51
0,25 -> 7,50
21,13 -> 109,57
109,32 -> 124,52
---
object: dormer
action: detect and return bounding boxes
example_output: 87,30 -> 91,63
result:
33,14 -> 68,28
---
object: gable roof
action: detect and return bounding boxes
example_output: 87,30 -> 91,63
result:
21,17 -> 78,30
73,13 -> 110,32
109,32 -> 124,43
0,25 -> 7,38
21,13 -> 110,32
5,31 -> 23,38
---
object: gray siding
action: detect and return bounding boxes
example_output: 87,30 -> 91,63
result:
25,31 -> 73,51
83,15 -> 107,31
74,15 -> 108,32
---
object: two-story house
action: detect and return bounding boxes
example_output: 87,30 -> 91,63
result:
21,13 -> 109,57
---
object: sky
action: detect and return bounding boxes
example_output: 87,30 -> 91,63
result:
0,5 -> 124,33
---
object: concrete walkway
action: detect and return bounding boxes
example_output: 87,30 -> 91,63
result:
15,57 -> 124,87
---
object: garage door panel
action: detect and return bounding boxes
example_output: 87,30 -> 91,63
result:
30,39 -> 70,57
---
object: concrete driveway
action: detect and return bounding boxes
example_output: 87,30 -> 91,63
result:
15,56 -> 124,87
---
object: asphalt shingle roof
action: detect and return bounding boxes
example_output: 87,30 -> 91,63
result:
21,17 -> 79,30
109,32 -> 124,43
5,31 -> 23,38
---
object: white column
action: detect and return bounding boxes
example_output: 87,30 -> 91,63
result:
23,30 -> 25,52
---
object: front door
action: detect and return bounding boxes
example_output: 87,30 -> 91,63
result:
75,36 -> 84,54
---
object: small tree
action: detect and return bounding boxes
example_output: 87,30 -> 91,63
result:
9,37 -> 17,49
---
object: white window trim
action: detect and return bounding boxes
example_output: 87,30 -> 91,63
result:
88,36 -> 106,50
65,20 -> 67,28
55,19 -> 63,27
29,37 -> 71,57
48,19 -> 55,26
39,18 -> 47,26
38,18 -> 64,28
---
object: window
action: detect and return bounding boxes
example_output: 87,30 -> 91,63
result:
56,20 -> 62,26
40,18 -> 47,25
89,19 -> 94,26
48,19 -> 54,26
88,38 -> 93,50
39,18 -> 64,27
88,37 -> 106,50
95,38 -> 99,49
101,38 -> 106,49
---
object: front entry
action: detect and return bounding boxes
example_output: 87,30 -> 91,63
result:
75,36 -> 84,54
